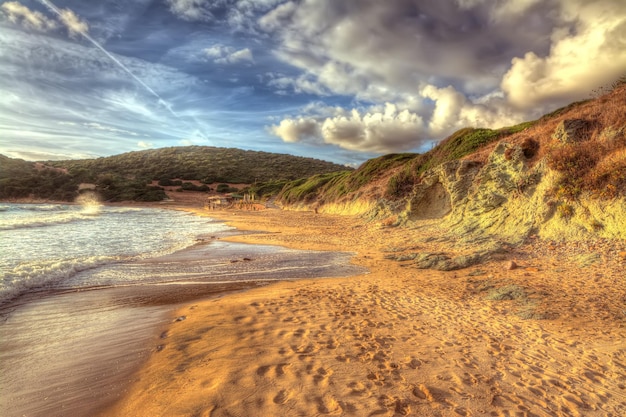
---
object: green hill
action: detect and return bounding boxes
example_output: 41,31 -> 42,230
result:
0,147 -> 349,202
48,146 -> 349,184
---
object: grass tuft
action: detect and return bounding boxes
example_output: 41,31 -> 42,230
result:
486,285 -> 527,301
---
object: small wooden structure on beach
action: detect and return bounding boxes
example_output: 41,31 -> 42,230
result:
234,193 -> 265,211
204,196 -> 232,210
205,193 -> 265,211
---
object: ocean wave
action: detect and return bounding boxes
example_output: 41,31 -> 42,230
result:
108,207 -> 143,214
0,255 -> 120,305
15,204 -> 69,212
0,212 -> 98,231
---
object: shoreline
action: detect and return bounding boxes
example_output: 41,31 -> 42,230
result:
100,207 -> 626,417
0,204 -> 367,417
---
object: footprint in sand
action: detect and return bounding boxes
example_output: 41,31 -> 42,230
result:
317,393 -> 342,415
275,362 -> 292,377
256,365 -> 271,377
347,381 -> 369,396
314,367 -> 334,387
256,363 -> 292,378
454,406 -> 472,416
273,389 -> 294,405
394,399 -> 412,416
326,337 -> 340,349
335,354 -> 351,363
412,384 -> 435,402
376,395 -> 411,416
407,357 -> 423,369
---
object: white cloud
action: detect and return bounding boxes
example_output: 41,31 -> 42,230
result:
1,149 -> 96,161
501,0 -> 626,109
166,0 -> 283,31
258,0 -> 556,102
270,117 -> 320,143
137,141 -> 154,149
0,2 -> 89,39
422,84 -> 522,134
203,45 -> 224,58
165,0 -> 213,22
203,44 -> 254,64
271,103 -> 428,153
217,48 -> 254,64
0,1 -> 58,32
84,122 -> 139,136
58,8 -> 89,38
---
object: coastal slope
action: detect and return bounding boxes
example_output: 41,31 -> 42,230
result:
276,84 -> 626,245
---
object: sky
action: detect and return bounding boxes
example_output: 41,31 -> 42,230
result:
1,0 -> 625,166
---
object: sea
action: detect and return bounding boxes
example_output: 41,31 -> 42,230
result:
0,199 -> 362,306
0,200 -> 366,417
0,200 -> 230,304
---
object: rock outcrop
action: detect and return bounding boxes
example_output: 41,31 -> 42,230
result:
551,119 -> 591,144
404,137 -> 626,243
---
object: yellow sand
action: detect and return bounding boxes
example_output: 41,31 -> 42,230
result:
102,209 -> 626,417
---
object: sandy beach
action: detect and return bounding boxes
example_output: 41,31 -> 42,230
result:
99,207 -> 626,417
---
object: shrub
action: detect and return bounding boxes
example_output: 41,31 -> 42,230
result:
557,203 -> 575,218
385,168 -> 415,198
216,183 -> 238,193
547,141 -> 602,199
158,178 -> 174,186
521,138 -> 540,159
249,180 -> 289,199
181,182 -> 209,192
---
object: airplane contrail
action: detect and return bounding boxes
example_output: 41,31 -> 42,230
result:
36,0 -> 210,140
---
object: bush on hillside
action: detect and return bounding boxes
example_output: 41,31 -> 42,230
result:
216,183 -> 238,193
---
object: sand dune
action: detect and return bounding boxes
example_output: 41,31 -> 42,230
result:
102,209 -> 626,417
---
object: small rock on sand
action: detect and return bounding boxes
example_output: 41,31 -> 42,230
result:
505,260 -> 518,270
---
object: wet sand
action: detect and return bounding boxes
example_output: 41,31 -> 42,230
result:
101,208 -> 626,417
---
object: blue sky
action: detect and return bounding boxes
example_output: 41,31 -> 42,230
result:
1,0 -> 625,166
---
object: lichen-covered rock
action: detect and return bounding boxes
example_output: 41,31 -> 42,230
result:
551,119 -> 591,144
413,250 -> 497,271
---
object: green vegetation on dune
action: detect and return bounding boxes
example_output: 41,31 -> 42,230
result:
384,122 -> 537,198
278,153 -> 417,205
247,180 -> 290,200
277,123 -> 537,205
416,121 -> 536,175
278,171 -> 350,204
95,173 -> 167,202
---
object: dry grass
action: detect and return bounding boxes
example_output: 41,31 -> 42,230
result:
470,84 -> 626,165
471,84 -> 626,200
